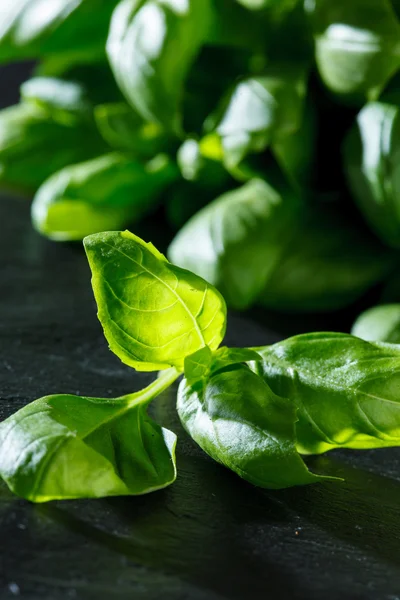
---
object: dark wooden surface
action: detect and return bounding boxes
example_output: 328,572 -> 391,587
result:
1,195 -> 400,600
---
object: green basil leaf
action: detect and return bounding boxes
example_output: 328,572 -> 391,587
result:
107,0 -> 213,133
168,179 -> 300,310
272,100 -> 316,189
0,370 -> 178,502
0,103 -> 104,194
257,210 -> 395,312
33,61 -> 123,106
0,0 -> 119,64
344,102 -> 400,248
178,363 -> 331,489
235,0 -> 297,11
94,102 -> 170,157
32,153 -> 177,241
209,67 -> 306,170
254,332 -> 400,454
21,77 -> 93,123
84,230 -> 227,372
170,182 -> 395,312
307,0 -> 400,100
184,346 -> 260,386
352,304 -> 400,343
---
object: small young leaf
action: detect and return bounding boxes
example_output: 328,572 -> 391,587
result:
84,230 -> 227,372
184,346 -> 213,386
0,369 -> 179,502
184,346 -> 260,386
352,304 -> 400,344
254,332 -> 400,455
107,0 -> 213,133
178,363 -> 331,489
31,153 -> 177,241
210,66 -> 306,170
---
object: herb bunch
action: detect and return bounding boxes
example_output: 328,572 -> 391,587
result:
1,1 -> 400,313
2,232 -> 400,501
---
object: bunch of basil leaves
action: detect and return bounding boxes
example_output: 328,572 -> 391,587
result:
2,0 -> 400,315
3,230 -> 400,501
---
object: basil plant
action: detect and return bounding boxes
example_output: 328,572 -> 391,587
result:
2,233 -> 400,502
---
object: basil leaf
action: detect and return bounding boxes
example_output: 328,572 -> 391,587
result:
21,77 -> 93,123
254,332 -> 400,454
32,153 -> 177,241
95,102 -> 170,157
209,66 -> 306,170
307,0 -> 400,100
178,363 -> 330,489
0,0 -> 119,64
84,230 -> 227,372
0,369 -> 178,502
168,179 -> 299,310
257,210 -> 395,312
184,346 -> 260,386
272,100 -> 316,189
107,0 -> 213,133
344,102 -> 400,248
33,61 -> 123,106
0,102 -> 104,194
352,304 -> 400,344
235,0 -> 298,11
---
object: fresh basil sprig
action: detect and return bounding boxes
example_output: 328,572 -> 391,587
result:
3,232 -> 400,502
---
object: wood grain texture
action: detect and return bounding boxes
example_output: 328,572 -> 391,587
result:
1,195 -> 400,600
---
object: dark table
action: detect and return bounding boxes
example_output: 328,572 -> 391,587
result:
1,193 -> 400,600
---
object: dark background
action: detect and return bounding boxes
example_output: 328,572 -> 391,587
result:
1,64 -> 400,600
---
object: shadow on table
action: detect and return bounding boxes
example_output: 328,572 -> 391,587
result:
4,449 -> 393,599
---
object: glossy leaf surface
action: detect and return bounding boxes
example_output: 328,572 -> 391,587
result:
0,370 -> 178,502
168,179 -> 299,310
0,0 -> 119,63
107,0 -> 213,132
352,304 -> 400,344
84,230 -> 227,372
254,333 -> 400,454
32,153 -> 177,241
344,102 -> 400,248
307,0 -> 400,99
178,363 -> 329,489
